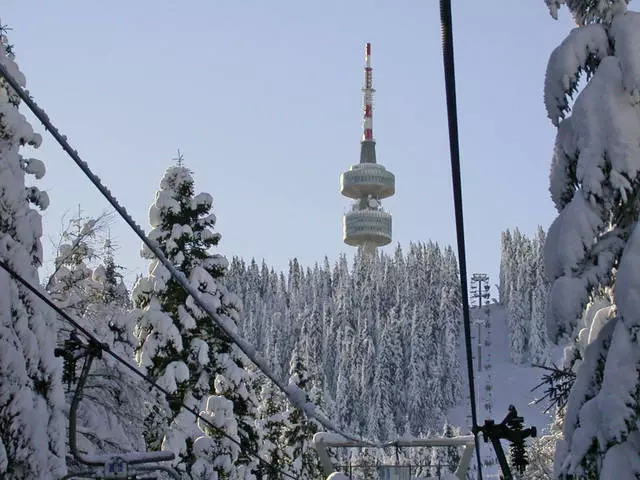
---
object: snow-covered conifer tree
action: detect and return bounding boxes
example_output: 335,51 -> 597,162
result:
0,30 -> 66,478
357,331 -> 376,435
529,227 -> 549,364
407,303 -> 435,436
508,249 -> 532,364
499,230 -> 513,303
321,303 -> 338,404
367,310 -> 401,442
133,163 -> 258,478
499,228 -> 550,364
254,380 -> 290,479
47,210 -> 101,316
335,328 -> 358,433
301,292 -> 323,382
392,302 -> 409,435
49,215 -> 146,461
329,256 -> 352,406
281,353 -> 323,480
543,1 -> 640,476
266,311 -> 288,382
439,247 -> 462,408
543,0 -> 636,339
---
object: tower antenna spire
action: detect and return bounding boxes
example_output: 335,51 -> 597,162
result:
363,42 -> 375,142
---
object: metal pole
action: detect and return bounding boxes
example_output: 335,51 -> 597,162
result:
439,0 -> 484,476
477,277 -> 483,373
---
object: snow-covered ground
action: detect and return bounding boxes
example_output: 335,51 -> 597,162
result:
448,303 -> 562,477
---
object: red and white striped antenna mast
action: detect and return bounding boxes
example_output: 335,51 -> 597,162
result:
362,42 -> 375,142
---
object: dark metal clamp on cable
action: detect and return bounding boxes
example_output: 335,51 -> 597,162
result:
54,332 -> 106,388
472,405 -> 537,480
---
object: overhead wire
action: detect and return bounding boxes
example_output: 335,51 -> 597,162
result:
439,0 -> 484,478
0,259 -> 299,480
0,58 -> 365,445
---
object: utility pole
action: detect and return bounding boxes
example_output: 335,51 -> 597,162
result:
483,308 -> 494,416
471,273 -> 490,373
477,320 -> 482,373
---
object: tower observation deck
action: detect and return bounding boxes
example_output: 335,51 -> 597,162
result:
340,42 -> 395,249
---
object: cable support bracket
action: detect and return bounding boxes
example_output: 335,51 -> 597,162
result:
472,405 -> 537,480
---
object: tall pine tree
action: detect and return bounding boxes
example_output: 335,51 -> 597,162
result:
254,379 -> 290,479
281,353 -> 324,480
133,163 -> 258,478
0,30 -> 66,479
543,1 -> 640,476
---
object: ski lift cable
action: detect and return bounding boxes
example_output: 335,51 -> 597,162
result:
0,259 -> 299,480
439,0 -> 484,478
0,59 -> 368,446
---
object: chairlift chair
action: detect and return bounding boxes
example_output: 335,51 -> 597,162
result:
313,432 -> 475,480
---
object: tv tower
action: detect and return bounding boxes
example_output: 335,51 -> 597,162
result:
340,42 -> 395,250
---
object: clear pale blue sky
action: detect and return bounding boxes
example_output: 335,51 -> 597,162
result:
4,1 -> 576,293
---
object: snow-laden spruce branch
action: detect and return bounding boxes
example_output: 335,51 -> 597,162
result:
0,58 -> 378,447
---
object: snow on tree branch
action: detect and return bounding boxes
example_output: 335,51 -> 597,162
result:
544,23 -> 608,125
611,11 -> 640,101
549,118 -> 579,211
545,0 -> 629,26
544,193 -> 602,282
613,220 -> 640,324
